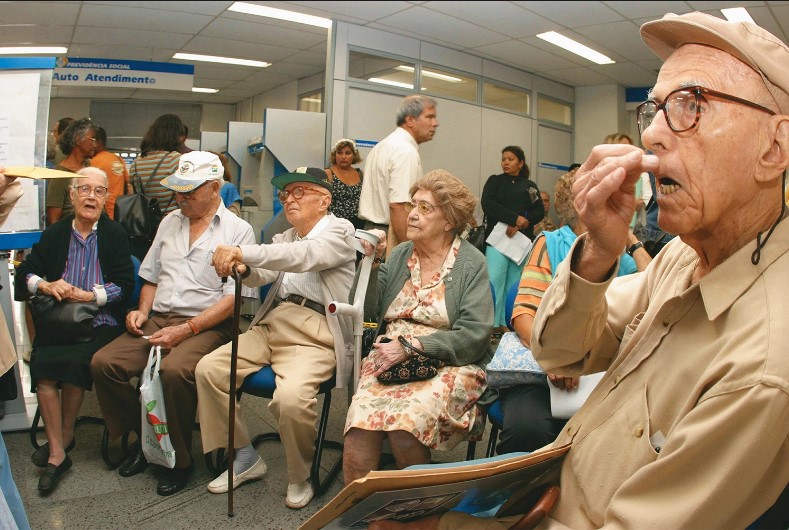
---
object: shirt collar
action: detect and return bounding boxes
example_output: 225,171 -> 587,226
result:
395,126 -> 419,150
71,219 -> 99,232
298,214 -> 331,240
700,219 -> 789,320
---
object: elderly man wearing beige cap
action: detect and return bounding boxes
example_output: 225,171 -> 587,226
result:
91,151 -> 257,497
374,11 -> 789,530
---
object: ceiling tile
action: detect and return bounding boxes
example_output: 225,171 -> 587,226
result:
188,63 -> 259,80
1,2 -> 81,25
513,1 -> 624,27
573,21 -> 656,61
182,36 -> 298,62
603,1 -> 693,19
373,6 -> 508,48
423,1 -> 556,39
72,26 -> 192,49
85,0 -> 232,16
285,1 -> 414,22
200,17 -> 327,48
0,26 -> 74,45
473,40 -> 579,72
77,4 -> 214,33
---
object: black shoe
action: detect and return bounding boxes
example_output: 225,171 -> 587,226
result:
118,441 -> 147,477
38,456 -> 72,494
156,465 -> 192,496
31,438 -> 76,468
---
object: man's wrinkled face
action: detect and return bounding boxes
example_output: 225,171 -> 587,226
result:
640,44 -> 777,244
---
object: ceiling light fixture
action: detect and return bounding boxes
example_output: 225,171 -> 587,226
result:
396,65 -> 462,83
192,87 -> 219,93
173,52 -> 270,68
721,7 -> 755,24
536,32 -> 614,65
0,46 -> 67,55
369,78 -> 414,90
228,2 -> 332,29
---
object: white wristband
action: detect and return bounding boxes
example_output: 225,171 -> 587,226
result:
92,284 -> 107,306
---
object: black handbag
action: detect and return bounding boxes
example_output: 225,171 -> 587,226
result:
376,336 -> 446,384
28,294 -> 98,346
465,216 -> 487,253
115,153 -> 170,241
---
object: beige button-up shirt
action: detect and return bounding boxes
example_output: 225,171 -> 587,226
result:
527,221 -> 789,529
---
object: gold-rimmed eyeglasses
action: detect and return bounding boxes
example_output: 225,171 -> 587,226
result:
404,200 -> 437,216
73,185 -> 108,198
637,85 -> 776,135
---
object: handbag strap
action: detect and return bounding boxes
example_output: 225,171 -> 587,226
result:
133,153 -> 170,197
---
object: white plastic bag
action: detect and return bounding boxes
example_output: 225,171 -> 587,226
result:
139,345 -> 176,468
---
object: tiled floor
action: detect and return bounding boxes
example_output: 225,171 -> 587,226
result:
5,382 -> 489,529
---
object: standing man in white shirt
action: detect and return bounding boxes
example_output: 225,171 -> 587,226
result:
358,95 -> 438,252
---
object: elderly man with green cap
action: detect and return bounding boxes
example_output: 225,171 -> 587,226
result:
91,151 -> 257,497
196,167 -> 356,509
369,11 -> 789,530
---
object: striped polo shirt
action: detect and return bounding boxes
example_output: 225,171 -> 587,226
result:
129,150 -> 180,215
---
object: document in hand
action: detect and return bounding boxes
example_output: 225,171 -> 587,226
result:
485,222 -> 533,265
300,444 -> 570,530
549,372 -> 605,419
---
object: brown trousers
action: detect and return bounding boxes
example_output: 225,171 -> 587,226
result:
196,303 -> 335,484
90,312 -> 233,469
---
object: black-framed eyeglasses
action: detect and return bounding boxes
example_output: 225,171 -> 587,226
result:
637,86 -> 776,135
73,184 -> 107,198
277,186 -> 324,203
404,200 -> 437,216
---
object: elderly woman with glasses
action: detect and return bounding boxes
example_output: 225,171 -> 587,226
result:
46,117 -> 98,225
15,167 -> 134,494
343,169 -> 494,483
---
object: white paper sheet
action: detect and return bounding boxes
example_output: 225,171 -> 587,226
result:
549,372 -> 605,419
485,222 -> 533,265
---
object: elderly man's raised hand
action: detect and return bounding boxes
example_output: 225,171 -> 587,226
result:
572,146 -> 658,281
211,244 -> 245,278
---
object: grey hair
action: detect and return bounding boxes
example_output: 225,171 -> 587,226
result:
72,167 -> 108,188
396,95 -> 437,126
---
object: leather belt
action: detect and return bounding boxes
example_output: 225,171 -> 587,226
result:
274,294 -> 326,316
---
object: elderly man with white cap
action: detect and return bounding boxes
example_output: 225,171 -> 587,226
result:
91,151 -> 257,496
196,167 -> 356,509
372,11 -> 789,530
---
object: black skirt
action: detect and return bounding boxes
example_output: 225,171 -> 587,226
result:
29,324 -> 124,392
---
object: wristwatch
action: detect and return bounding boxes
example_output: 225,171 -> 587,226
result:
627,241 -> 644,256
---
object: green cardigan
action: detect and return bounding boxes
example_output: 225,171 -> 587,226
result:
369,238 -> 494,368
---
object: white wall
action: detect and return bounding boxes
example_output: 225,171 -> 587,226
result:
574,84 -> 627,163
48,98 -> 91,130
201,103 -> 236,132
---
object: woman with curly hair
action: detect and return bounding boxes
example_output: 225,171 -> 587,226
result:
46,118 -> 98,225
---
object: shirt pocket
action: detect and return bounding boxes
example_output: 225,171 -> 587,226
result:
187,248 -> 223,290
568,383 -> 657,520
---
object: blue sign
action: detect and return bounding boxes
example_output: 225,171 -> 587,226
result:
354,140 -> 378,148
538,162 -> 570,171
53,58 -> 194,91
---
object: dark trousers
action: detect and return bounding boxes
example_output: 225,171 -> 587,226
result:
90,313 -> 233,468
497,383 -> 568,454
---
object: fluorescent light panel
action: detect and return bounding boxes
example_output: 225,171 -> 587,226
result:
173,52 -> 269,68
229,2 -> 331,28
0,46 -> 67,55
721,7 -> 755,24
536,32 -> 614,65
396,65 -> 462,83
192,87 -> 218,93
369,78 -> 414,90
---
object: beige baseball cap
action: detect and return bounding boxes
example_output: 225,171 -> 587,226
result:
641,12 -> 789,114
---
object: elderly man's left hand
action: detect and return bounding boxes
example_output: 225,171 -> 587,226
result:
211,244 -> 245,278
147,323 -> 191,350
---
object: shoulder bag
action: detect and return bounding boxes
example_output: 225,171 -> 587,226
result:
28,294 -> 98,346
115,153 -> 171,242
465,216 -> 487,253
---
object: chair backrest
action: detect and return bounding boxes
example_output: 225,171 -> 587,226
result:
127,255 -> 143,309
504,281 -> 519,331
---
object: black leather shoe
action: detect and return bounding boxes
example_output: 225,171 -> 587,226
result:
118,442 -> 147,477
32,438 -> 76,468
156,465 -> 192,496
38,456 -> 72,494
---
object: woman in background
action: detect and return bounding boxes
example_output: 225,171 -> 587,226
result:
324,138 -> 364,230
131,114 -> 184,216
46,118 -> 98,225
211,151 -> 242,216
480,145 -> 544,338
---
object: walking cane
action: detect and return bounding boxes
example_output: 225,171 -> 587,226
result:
225,265 -> 242,517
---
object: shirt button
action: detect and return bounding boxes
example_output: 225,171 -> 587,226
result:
634,426 -> 644,437
566,425 -> 575,436
662,320 -> 670,327
446,276 -> 453,281
614,375 -> 622,385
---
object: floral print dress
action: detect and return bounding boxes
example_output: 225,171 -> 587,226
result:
329,168 -> 364,230
345,236 -> 487,450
